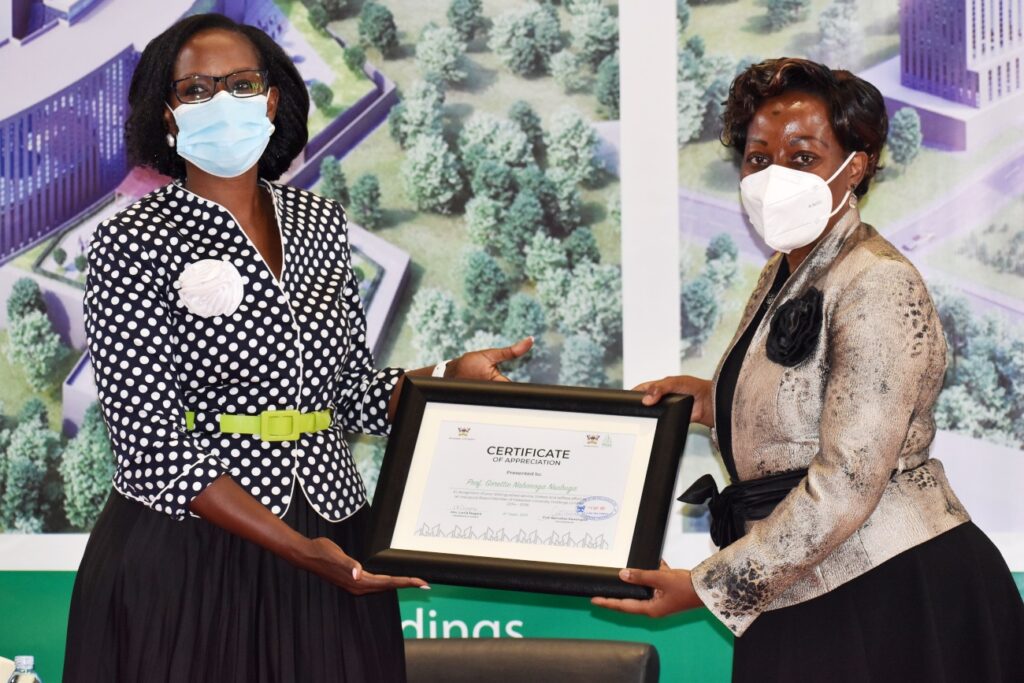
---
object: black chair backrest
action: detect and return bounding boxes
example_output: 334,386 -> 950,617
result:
405,638 -> 660,683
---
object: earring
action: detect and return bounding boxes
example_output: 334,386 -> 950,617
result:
849,193 -> 858,208
166,133 -> 175,147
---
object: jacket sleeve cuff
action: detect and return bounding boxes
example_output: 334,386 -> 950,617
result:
690,556 -> 761,637
150,451 -> 233,521
355,367 -> 403,436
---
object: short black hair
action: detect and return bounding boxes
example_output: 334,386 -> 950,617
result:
722,58 -> 888,197
126,13 -> 309,180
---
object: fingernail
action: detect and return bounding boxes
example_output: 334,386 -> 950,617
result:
620,569 -> 631,580
352,567 -> 359,580
420,585 -> 432,590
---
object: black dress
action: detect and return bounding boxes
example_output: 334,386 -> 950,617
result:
717,261 -> 1024,683
63,490 -> 405,683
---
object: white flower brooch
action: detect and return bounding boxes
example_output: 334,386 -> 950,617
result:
174,258 -> 245,318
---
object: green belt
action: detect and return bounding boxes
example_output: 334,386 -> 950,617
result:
184,408 -> 332,442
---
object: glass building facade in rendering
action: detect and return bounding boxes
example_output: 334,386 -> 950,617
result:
901,0 -> 1024,106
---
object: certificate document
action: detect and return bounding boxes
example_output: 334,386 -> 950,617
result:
390,402 -> 658,568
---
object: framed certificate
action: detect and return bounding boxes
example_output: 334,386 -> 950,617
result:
365,377 -> 692,599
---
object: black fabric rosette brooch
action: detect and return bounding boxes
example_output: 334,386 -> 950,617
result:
765,287 -> 823,366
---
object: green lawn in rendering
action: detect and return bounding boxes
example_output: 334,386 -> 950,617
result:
926,197 -> 1024,301
687,0 -> 899,71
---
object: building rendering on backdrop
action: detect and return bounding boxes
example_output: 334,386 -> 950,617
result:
861,0 -> 1024,150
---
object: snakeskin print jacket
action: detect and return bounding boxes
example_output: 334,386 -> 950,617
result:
689,208 -> 971,636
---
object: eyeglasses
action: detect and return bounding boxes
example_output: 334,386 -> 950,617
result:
170,69 -> 269,104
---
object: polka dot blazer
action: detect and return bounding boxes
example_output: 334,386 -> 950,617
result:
84,179 -> 402,522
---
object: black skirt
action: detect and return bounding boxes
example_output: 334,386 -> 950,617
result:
64,489 -> 406,683
733,521 -> 1024,683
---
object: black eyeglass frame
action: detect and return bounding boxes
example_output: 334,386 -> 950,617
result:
169,69 -> 271,104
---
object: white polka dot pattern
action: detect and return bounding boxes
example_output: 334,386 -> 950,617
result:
83,179 -> 401,522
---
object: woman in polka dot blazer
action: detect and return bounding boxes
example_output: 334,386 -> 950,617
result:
63,14 -> 531,683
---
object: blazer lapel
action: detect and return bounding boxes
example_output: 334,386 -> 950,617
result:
708,207 -> 863,448
749,207 -> 863,348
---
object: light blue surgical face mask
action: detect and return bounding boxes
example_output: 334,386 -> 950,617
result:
168,91 -> 276,178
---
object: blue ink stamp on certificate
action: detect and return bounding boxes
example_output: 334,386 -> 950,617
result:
576,496 -> 619,521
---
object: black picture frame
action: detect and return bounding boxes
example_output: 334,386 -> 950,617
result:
365,377 -> 693,599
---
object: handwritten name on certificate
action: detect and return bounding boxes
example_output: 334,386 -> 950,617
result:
390,404 -> 658,567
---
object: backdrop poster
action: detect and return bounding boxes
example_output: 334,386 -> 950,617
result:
666,0 -> 1024,574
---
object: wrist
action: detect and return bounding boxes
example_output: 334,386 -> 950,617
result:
281,530 -> 315,567
441,355 -> 461,379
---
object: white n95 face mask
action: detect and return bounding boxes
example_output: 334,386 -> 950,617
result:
739,152 -> 855,254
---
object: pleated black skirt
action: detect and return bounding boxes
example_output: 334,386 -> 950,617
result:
733,521 -> 1024,683
64,489 -> 406,683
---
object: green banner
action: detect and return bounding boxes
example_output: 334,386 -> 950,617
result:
0,571 -> 735,682
4,571 -> 1024,681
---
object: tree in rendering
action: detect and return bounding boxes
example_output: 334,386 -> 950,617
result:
0,417 -> 62,533
677,0 -> 691,34
551,50 -> 587,93
349,174 -> 383,229
595,52 -> 620,119
447,0 -> 485,43
546,108 -> 601,186
7,277 -> 46,323
310,81 -> 334,111
889,107 -> 923,170
408,288 -> 466,366
766,0 -> 810,31
320,156 -> 349,205
503,292 -> 547,342
344,45 -> 366,75
470,159 -> 517,206
705,232 -> 739,290
60,403 -> 114,530
394,79 -> 446,148
559,334 -> 607,388
402,134 -> 465,214
565,226 -> 600,269
308,2 -> 330,32
459,113 -> 534,174
524,231 -> 569,283
545,167 -> 583,232
416,24 -> 468,83
535,266 -> 572,327
508,100 -> 545,159
569,0 -> 618,69
462,250 -> 511,330
465,196 -> 506,250
680,275 -> 719,353
359,2 -> 400,57
490,4 -> 562,76
677,78 -> 705,146
498,191 -> 546,275
814,0 -> 862,68
7,310 -> 68,391
559,261 -> 622,349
